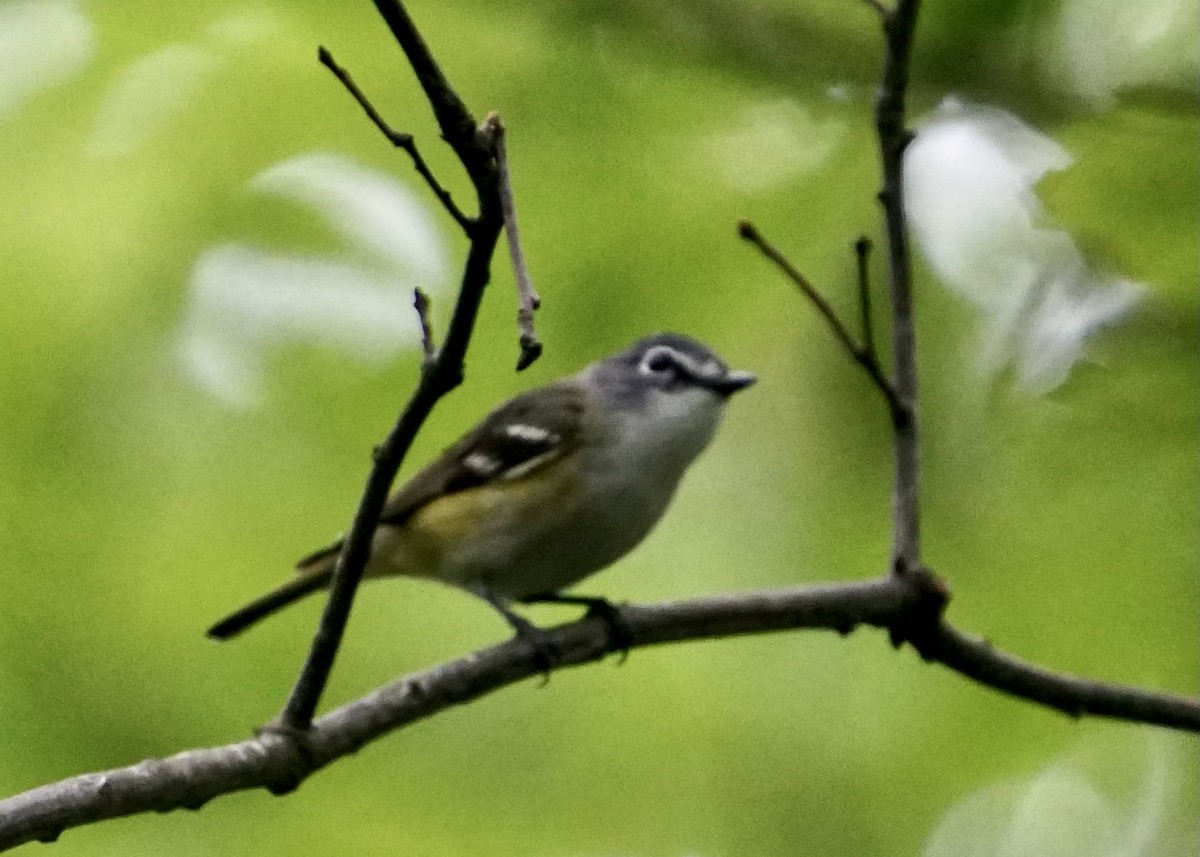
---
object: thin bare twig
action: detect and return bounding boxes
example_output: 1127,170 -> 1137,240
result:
738,221 -> 900,413
854,236 -> 879,363
739,222 -> 859,355
412,287 -> 435,363
279,0 -> 508,731
318,46 -> 473,233
488,113 -> 542,371
872,0 -> 922,574
3,578 -> 1196,850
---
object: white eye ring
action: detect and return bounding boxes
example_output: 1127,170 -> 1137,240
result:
639,346 -> 682,376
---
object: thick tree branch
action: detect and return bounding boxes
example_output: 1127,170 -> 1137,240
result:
280,0 -> 512,731
2,579 -> 1196,851
918,624 -> 1200,726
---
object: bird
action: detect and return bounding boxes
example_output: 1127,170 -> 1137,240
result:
206,332 -> 755,648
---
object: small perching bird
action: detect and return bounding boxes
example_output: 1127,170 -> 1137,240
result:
207,333 -> 755,645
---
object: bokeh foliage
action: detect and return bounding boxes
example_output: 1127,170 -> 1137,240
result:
0,0 -> 1195,855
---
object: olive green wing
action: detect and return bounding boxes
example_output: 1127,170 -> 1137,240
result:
377,381 -> 586,527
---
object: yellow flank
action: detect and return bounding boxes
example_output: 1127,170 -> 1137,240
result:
390,453 -> 582,582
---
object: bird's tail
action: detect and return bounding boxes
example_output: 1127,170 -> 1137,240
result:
206,544 -> 341,640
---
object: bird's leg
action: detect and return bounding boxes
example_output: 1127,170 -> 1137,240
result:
468,585 -> 561,677
522,592 -> 635,659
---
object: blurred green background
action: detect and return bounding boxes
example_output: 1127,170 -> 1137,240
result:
0,0 -> 1196,855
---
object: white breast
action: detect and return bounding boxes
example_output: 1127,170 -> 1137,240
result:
485,384 -> 725,597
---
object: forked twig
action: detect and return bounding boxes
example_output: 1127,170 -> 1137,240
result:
871,0 -> 923,573
318,46 -> 473,233
486,113 -> 543,371
280,0 -> 511,731
738,221 -> 901,415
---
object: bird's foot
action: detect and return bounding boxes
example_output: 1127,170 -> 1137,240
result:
508,616 -> 562,684
523,593 -> 635,663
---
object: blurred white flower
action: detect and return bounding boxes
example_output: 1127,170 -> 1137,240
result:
905,97 -> 1143,394
252,153 -> 444,283
178,154 -> 448,407
705,99 -> 845,193
0,0 -> 94,122
86,44 -> 219,158
924,737 -> 1178,857
85,7 -> 282,158
1053,0 -> 1199,108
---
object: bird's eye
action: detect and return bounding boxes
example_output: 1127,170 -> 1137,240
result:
640,348 -> 679,376
648,353 -> 674,372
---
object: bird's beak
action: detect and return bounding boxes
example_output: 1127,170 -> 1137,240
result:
711,369 -> 757,397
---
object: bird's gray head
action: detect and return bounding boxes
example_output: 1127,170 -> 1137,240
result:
584,333 -> 755,468
602,333 -> 756,400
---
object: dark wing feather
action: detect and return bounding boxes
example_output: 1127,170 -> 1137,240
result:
378,382 -> 586,527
